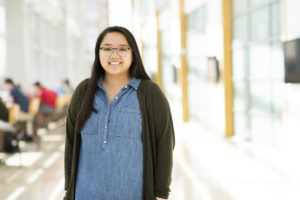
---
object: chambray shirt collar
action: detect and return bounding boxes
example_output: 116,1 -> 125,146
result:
128,77 -> 141,90
97,75 -> 141,90
97,75 -> 105,90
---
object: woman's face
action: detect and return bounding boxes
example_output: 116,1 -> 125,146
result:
99,32 -> 133,78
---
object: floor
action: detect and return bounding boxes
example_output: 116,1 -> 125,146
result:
1,113 -> 300,200
0,121 -> 65,200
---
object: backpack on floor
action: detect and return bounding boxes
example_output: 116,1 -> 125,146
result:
3,132 -> 19,153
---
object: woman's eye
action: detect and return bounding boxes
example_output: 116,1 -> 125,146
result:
103,48 -> 111,51
119,48 -> 128,51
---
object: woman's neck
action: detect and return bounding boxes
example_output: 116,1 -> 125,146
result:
103,74 -> 131,88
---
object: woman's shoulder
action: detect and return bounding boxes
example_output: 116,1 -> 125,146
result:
74,78 -> 90,94
139,79 -> 167,101
139,79 -> 161,92
139,79 -> 171,112
69,79 -> 90,107
77,78 -> 90,88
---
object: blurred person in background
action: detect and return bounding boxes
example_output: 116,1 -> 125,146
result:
3,78 -> 34,141
33,82 -> 58,130
3,78 -> 29,112
56,79 -> 73,96
34,81 -> 58,113
64,26 -> 175,200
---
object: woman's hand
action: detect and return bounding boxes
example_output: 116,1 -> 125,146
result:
156,198 -> 167,200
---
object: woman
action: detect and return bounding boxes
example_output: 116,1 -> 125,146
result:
64,26 -> 175,200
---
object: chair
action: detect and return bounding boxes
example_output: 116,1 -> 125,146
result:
9,104 -> 20,124
28,97 -> 41,116
55,96 -> 65,110
64,94 -> 73,105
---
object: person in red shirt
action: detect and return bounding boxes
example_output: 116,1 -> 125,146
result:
34,82 -> 58,112
33,82 -> 59,132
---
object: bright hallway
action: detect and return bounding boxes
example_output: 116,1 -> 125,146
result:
1,0 -> 300,199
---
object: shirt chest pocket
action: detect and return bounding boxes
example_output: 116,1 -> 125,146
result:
81,112 -> 99,135
112,108 -> 142,139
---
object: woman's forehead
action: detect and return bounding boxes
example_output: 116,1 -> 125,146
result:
101,32 -> 129,46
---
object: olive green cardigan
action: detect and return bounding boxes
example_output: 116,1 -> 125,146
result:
64,79 -> 175,200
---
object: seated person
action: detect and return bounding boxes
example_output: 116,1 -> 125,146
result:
33,82 -> 61,130
3,79 -> 33,141
34,81 -> 58,113
56,79 -> 73,96
4,78 -> 29,113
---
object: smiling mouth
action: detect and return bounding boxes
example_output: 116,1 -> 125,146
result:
109,62 -> 121,65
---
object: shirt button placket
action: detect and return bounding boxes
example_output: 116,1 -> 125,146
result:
103,108 -> 109,147
103,124 -> 107,146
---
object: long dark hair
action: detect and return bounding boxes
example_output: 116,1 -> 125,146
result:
76,26 -> 151,132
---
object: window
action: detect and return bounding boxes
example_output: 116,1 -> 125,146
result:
249,44 -> 271,79
271,2 -> 280,38
233,0 -> 248,14
233,16 -> 248,46
232,0 -> 283,145
250,0 -> 270,8
186,5 -> 208,123
233,48 -> 247,79
250,7 -> 269,41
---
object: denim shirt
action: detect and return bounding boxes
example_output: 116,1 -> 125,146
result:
75,77 -> 143,200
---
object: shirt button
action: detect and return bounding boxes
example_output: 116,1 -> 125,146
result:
115,96 -> 118,99
125,85 -> 128,88
104,125 -> 107,129
104,141 -> 107,144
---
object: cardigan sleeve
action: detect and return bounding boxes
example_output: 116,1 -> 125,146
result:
151,83 -> 175,199
64,79 -> 87,191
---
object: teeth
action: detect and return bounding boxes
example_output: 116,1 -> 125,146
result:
110,62 -> 121,65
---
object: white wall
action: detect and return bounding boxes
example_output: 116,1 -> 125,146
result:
5,0 -> 27,87
108,0 -> 133,30
0,0 -> 6,80
283,0 -> 300,40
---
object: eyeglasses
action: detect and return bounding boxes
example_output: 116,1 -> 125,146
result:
99,47 -> 131,57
